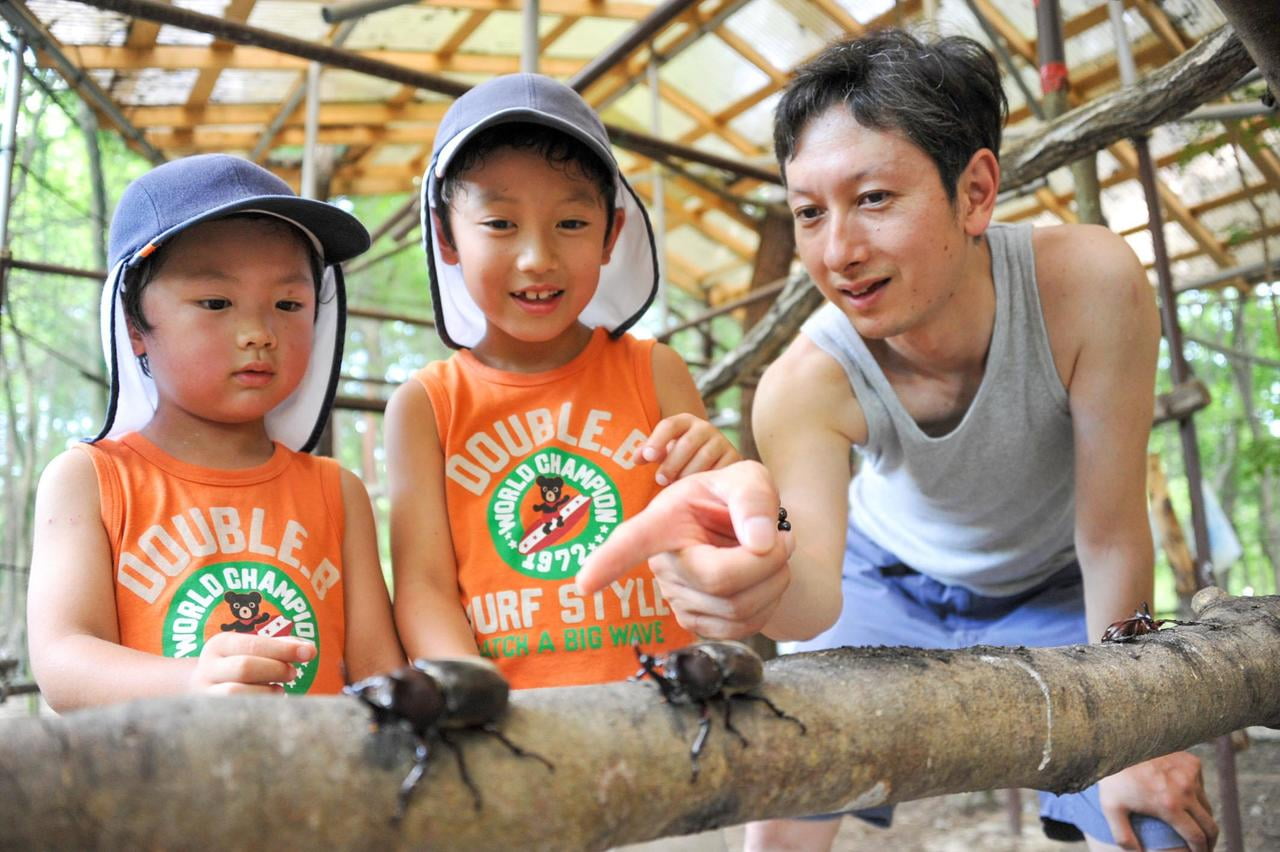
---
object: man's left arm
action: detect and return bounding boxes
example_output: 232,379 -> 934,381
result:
1060,226 -> 1217,851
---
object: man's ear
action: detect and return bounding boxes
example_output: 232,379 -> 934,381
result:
601,207 -> 626,265
957,148 -> 1000,238
432,210 -> 460,265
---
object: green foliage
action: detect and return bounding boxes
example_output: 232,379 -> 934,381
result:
1241,437 -> 1280,480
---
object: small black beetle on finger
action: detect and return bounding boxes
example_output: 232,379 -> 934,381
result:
633,640 -> 806,781
346,657 -> 553,821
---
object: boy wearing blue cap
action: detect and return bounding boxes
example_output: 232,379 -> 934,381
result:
385,74 -> 740,688
29,154 -> 404,709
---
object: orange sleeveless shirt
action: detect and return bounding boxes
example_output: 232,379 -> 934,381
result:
416,328 -> 696,688
80,433 -> 347,694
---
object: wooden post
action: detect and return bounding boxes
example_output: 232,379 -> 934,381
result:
1147,453 -> 1199,601
737,206 -> 795,460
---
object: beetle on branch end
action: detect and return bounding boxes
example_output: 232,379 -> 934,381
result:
1101,602 -> 1200,643
346,657 -> 553,821
632,640 -> 807,781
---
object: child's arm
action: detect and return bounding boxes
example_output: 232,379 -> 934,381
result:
28,450 -> 313,710
337,467 -> 407,681
384,380 -> 481,661
643,342 -> 741,485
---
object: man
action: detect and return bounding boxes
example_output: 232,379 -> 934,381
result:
580,28 -> 1214,852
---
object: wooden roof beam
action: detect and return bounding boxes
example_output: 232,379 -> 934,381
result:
1162,220 -> 1280,267
1116,181 -> 1276,237
657,80 -> 760,157
60,44 -> 585,76
407,0 -> 651,18
122,101 -> 449,127
184,0 -> 257,109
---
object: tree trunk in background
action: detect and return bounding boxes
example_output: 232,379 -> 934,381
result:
737,207 -> 794,461
1208,0 -> 1280,102
3,591 -> 1278,850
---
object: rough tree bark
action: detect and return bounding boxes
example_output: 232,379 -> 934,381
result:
695,267 -> 824,400
999,25 -> 1253,192
2,590 -> 1277,850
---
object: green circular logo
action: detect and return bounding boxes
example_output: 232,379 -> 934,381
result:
487,447 -> 623,579
162,561 -> 320,693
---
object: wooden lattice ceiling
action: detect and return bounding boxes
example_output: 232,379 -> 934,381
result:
10,0 -> 1280,306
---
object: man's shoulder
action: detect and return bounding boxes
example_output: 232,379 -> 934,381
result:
1031,223 -> 1144,298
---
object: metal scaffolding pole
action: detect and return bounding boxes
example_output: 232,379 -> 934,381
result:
568,0 -> 699,93
0,28 -> 24,316
1108,5 -> 1245,850
521,0 -> 538,74
0,1 -> 162,164
1037,0 -> 1105,224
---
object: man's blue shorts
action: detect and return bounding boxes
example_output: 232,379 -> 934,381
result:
781,520 -> 1185,848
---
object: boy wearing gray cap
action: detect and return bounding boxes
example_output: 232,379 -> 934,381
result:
386,74 -> 738,688
29,154 -> 404,709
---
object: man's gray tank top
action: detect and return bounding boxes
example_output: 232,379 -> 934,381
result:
801,222 -> 1076,596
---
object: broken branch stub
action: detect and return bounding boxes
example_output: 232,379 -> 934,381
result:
1,592 -> 1277,850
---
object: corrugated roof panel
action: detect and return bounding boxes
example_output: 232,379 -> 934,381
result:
1158,0 -> 1228,40
543,17 -> 636,59
343,6 -> 474,52
722,0 -> 830,71
830,0 -> 894,26
1200,198 -> 1279,239
1103,180 -> 1152,232
601,85 -> 700,139
661,36 -> 769,115
461,10 -> 528,57
319,69 -> 404,101
156,0 -> 226,45
210,68 -> 299,104
108,68 -> 198,106
247,1 -> 331,43
27,0 -> 128,46
727,91 -> 779,150
1067,8 -> 1151,70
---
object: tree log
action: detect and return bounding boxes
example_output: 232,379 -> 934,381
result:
999,26 -> 1254,191
696,268 -> 825,399
2,590 -> 1278,850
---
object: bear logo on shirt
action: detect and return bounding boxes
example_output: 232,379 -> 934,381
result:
220,591 -> 273,633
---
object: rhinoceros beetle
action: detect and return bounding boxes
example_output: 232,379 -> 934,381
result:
1100,602 -> 1197,643
346,657 -> 552,820
632,640 -> 806,781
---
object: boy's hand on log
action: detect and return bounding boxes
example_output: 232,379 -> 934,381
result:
576,461 -> 792,639
188,633 -> 316,695
641,413 -> 740,486
1098,751 -> 1217,851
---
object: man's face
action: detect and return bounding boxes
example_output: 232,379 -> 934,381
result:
784,106 -> 973,341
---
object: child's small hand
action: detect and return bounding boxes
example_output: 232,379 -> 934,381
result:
188,632 -> 316,695
641,413 -> 741,486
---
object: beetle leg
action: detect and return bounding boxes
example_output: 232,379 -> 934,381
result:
735,693 -> 808,734
688,701 -> 713,783
479,723 -> 554,772
439,730 -> 484,811
721,698 -> 749,748
393,738 -> 433,824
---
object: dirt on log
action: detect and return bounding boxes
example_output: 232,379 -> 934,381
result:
1,589 -> 1278,850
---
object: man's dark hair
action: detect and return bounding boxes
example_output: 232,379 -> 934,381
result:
435,122 -> 617,246
122,214 -> 325,342
773,29 -> 1007,201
